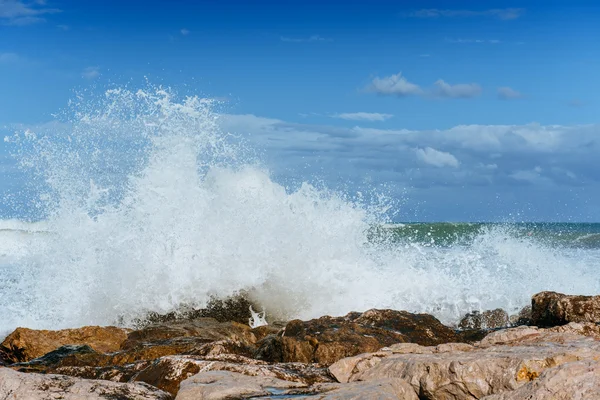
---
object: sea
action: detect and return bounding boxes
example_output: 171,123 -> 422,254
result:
1,87 -> 599,338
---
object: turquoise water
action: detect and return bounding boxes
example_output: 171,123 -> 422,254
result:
370,222 -> 600,249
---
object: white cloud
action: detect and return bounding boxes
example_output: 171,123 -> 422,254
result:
332,112 -> 393,122
415,147 -> 460,168
510,167 -> 544,183
82,66 -> 100,79
409,8 -> 525,20
433,80 -> 482,98
280,35 -> 332,43
180,28 -> 190,35
498,86 -> 523,100
56,23 -> 68,30
0,52 -> 19,63
368,73 -> 481,99
368,72 -> 423,96
0,0 -> 60,25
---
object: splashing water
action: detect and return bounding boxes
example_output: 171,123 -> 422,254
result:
1,86 -> 600,335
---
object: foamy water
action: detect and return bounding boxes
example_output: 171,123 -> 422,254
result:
1,87 -> 599,336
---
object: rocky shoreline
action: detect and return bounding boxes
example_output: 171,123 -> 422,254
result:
1,291 -> 600,399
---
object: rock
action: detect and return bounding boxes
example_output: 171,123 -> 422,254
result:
0,326 -> 128,363
174,370 -> 307,400
329,324 -> 600,399
139,295 -> 257,326
509,305 -> 532,326
175,370 -> 418,400
256,309 -> 458,365
131,355 -> 333,396
458,308 -> 510,330
0,346 -> 10,366
122,318 -> 256,350
0,367 -> 172,399
308,379 -> 419,400
352,309 -> 458,345
481,360 -> 600,400
10,344 -> 98,373
531,291 -> 600,327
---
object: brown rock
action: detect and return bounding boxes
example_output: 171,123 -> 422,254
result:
122,318 -> 256,350
131,355 -> 333,396
329,325 -> 600,399
256,309 -> 457,365
0,367 -> 171,399
458,308 -> 510,330
531,291 -> 600,327
0,326 -> 129,363
482,360 -> 600,400
509,305 -> 532,326
139,295 -> 256,326
353,309 -> 458,345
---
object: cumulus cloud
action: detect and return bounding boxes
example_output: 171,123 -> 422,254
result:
409,8 -> 525,20
82,66 -> 100,79
0,0 -> 60,25
332,112 -> 393,122
367,73 -> 481,99
432,80 -> 482,99
280,35 -> 332,43
498,87 -> 523,100
367,72 -> 423,96
415,147 -> 460,168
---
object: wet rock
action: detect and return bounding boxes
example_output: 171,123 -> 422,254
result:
458,308 -> 510,330
482,360 -> 600,400
256,309 -> 457,365
0,367 -> 172,399
122,318 -> 256,350
11,344 -> 98,373
0,346 -> 10,366
329,324 -> 600,399
509,305 -> 532,326
131,355 -> 333,396
51,361 -> 153,383
531,291 -> 600,327
138,295 -> 256,325
0,325 -> 128,363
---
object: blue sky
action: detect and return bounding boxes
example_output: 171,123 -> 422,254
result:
1,0 -> 600,221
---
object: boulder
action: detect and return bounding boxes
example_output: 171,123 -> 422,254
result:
0,367 -> 171,400
458,309 -> 510,330
482,360 -> 600,400
255,309 -> 458,365
121,318 -> 256,350
509,305 -> 532,326
174,370 -> 307,400
308,379 -> 419,400
0,326 -> 128,363
531,291 -> 600,327
131,355 -> 333,396
175,370 -> 418,400
329,324 -> 600,399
